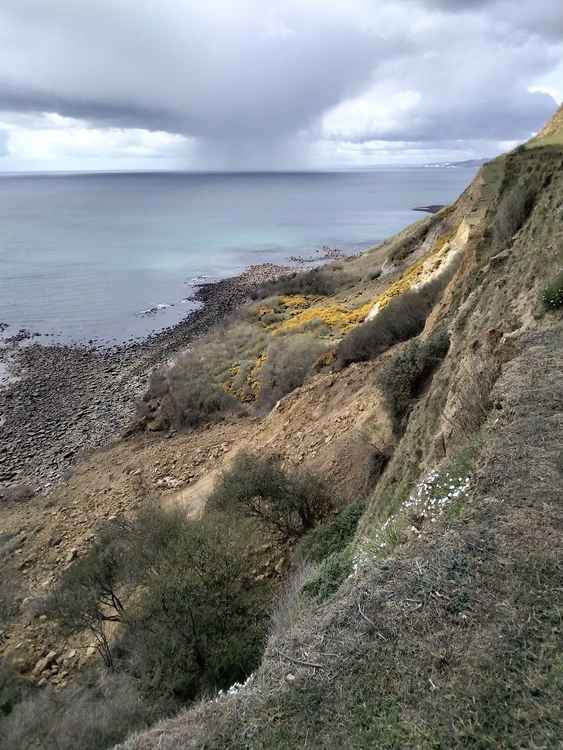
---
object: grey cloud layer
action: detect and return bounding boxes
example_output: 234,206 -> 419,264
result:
0,0 -> 561,152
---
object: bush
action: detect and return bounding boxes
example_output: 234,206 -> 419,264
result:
258,334 -> 328,409
138,322 -> 268,430
378,330 -> 450,434
336,279 -> 445,368
0,672 -> 153,750
250,268 -> 355,300
297,502 -> 365,564
48,506 -> 271,706
542,270 -> 563,310
303,549 -> 352,601
0,660 -> 28,718
209,452 -> 334,542
493,182 -> 536,247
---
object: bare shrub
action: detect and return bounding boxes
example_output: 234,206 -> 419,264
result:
47,505 -> 271,704
250,268 -> 355,300
209,452 -> 334,542
0,672 -> 152,750
493,182 -> 536,247
258,334 -> 328,409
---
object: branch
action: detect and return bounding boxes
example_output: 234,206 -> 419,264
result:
275,650 -> 325,670
357,601 -> 387,641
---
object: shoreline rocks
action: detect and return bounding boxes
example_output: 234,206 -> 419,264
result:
0,262 -> 290,494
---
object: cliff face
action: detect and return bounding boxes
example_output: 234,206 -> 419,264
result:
114,118 -> 563,748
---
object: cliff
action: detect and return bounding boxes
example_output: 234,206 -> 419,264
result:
1,109 -> 562,750
113,113 -> 563,749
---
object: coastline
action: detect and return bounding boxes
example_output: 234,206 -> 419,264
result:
0,262 -> 291,495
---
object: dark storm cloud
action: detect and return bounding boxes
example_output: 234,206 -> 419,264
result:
0,1 -> 399,138
0,0 -> 561,163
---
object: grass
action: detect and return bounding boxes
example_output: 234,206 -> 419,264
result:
542,269 -> 563,310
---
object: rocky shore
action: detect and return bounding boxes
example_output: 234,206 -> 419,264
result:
0,262 -> 290,496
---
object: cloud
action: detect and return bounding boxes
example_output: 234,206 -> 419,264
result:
0,0 -> 560,168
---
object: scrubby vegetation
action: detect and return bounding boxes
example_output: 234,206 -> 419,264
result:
297,501 -> 365,564
0,671 -> 154,750
209,452 -> 334,542
378,329 -> 450,434
250,267 -> 356,300
0,504 -> 272,750
542,269 -> 563,309
257,333 -> 328,409
48,506 -> 271,702
493,180 -> 536,247
336,277 -> 445,367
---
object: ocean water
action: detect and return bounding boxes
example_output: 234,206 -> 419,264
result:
0,168 -> 476,345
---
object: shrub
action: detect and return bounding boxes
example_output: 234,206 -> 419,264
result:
336,279 -> 444,367
542,270 -> 563,310
258,334 -> 327,409
0,660 -> 28,718
303,549 -> 352,601
48,506 -> 271,705
297,501 -> 365,564
0,672 -> 152,750
48,522 -> 129,667
138,323 -> 268,430
118,515 -> 269,703
209,452 -> 334,542
250,268 -> 355,300
493,182 -> 536,247
378,330 -> 450,434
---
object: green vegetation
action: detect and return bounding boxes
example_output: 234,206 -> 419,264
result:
47,505 -> 271,705
250,267 -> 356,300
542,269 -> 563,309
295,502 -> 365,602
209,452 -> 334,542
336,276 -> 447,368
303,549 -> 352,601
378,329 -> 450,434
297,501 -> 365,564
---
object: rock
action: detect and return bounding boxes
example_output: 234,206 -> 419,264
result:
86,646 -> 97,657
286,673 -> 296,682
66,547 -> 78,563
32,650 -> 58,677
490,249 -> 511,266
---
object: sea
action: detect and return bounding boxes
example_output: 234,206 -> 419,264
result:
0,167 -> 477,346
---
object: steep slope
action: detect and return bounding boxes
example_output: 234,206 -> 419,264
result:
117,130 -> 563,747
529,102 -> 563,147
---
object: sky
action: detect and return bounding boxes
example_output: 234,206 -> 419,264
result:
0,0 -> 561,171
